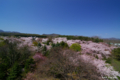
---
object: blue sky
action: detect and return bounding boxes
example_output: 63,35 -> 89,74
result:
0,0 -> 120,38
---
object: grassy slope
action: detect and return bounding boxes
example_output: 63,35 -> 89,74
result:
111,59 -> 120,73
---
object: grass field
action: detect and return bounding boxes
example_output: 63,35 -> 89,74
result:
111,59 -> 120,73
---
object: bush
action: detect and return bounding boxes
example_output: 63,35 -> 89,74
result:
46,41 -> 49,45
60,41 -> 69,48
0,37 -> 4,40
42,46 -> 49,56
24,58 -> 35,73
43,50 -> 50,57
51,43 -> 55,47
42,46 -> 47,51
112,48 -> 120,61
93,38 -> 103,43
33,41 -> 38,46
105,57 -> 112,64
117,76 -> 120,80
37,42 -> 41,47
52,42 -> 60,48
7,63 -> 21,80
52,41 -> 68,48
0,41 -> 5,47
70,43 -> 81,51
95,55 -> 99,59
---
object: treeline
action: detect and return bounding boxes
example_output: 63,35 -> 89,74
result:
0,32 -> 103,42
0,32 -> 47,38
59,35 -> 103,43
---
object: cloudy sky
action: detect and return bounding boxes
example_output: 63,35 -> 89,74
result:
0,0 -> 120,38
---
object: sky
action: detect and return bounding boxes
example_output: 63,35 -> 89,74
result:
0,0 -> 120,38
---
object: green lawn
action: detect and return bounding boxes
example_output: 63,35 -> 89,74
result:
111,59 -> 120,73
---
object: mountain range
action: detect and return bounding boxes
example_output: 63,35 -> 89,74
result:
0,29 -> 20,33
0,29 -> 120,41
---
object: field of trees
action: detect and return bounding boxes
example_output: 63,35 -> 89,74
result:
0,39 -> 35,80
0,36 -> 120,80
0,32 -> 104,43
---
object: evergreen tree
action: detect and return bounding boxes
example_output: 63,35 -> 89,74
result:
7,63 -> 21,80
24,58 -> 35,73
43,46 -> 47,51
38,42 -> 41,47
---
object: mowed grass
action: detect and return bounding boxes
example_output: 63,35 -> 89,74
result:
111,59 -> 120,73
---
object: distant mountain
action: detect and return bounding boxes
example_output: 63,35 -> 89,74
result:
0,30 -> 4,33
103,37 -> 120,43
108,38 -> 120,40
103,37 -> 120,40
0,29 -> 20,33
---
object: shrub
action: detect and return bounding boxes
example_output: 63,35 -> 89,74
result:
46,41 -> 49,45
51,43 -> 56,47
105,57 -> 112,64
43,50 -> 50,57
37,42 -> 41,47
70,43 -> 81,51
42,46 -> 49,56
95,55 -> 99,59
60,41 -> 69,48
33,41 -> 38,46
7,63 -> 21,80
0,41 -> 5,47
52,42 -> 60,48
24,58 -> 35,73
0,37 -> 4,40
117,76 -> 120,80
112,48 -> 120,61
52,41 -> 68,48
42,46 -> 47,51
